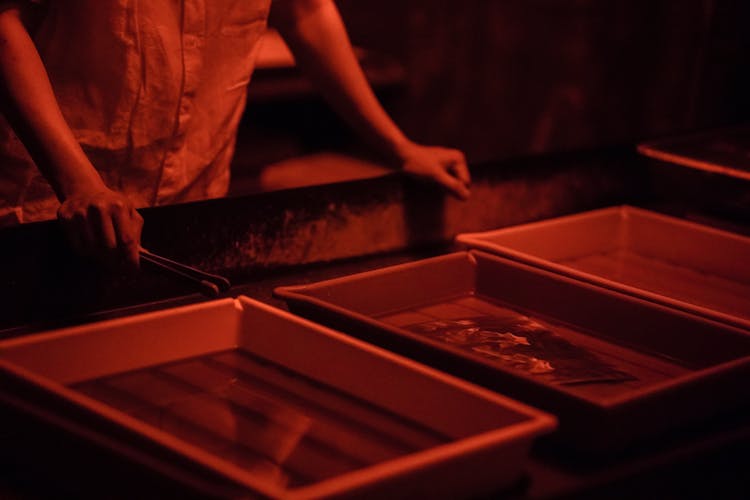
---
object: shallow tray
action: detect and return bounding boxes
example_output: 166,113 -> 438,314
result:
0,297 -> 554,499
456,205 -> 750,330
275,251 -> 750,452
637,126 -> 750,180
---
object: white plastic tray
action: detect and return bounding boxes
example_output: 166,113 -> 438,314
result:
637,127 -> 750,181
0,297 -> 554,499
276,251 -> 750,452
457,205 -> 750,330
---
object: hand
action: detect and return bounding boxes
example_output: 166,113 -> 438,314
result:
396,142 -> 471,200
57,187 -> 143,268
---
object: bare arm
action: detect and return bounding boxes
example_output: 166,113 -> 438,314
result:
272,0 -> 470,199
0,4 -> 142,265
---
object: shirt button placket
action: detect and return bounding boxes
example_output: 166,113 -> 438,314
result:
178,0 -> 204,136
157,0 -> 205,203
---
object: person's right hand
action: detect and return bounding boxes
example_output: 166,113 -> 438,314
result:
57,187 -> 143,268
0,6 -> 142,268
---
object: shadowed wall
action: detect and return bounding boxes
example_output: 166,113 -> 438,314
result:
336,0 -> 749,162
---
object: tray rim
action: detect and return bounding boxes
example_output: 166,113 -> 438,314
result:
0,295 -> 556,499
274,250 -> 750,411
637,129 -> 750,181
455,205 -> 750,331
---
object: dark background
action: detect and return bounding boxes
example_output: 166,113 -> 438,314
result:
230,0 -> 750,188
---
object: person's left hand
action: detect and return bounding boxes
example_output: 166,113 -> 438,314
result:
396,141 -> 471,200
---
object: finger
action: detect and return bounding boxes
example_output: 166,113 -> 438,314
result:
434,168 -> 471,200
89,204 -> 118,252
113,206 -> 142,268
453,152 -> 471,185
71,210 -> 97,256
449,156 -> 471,186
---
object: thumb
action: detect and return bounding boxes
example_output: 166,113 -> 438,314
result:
434,168 -> 470,200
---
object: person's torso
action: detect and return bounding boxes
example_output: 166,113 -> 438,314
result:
0,0 -> 272,224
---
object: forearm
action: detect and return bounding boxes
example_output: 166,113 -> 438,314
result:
273,0 -> 412,160
0,6 -> 104,201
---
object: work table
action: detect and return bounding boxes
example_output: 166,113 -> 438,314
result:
1,147 -> 748,498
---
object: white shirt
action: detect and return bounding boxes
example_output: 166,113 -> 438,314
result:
0,0 -> 272,224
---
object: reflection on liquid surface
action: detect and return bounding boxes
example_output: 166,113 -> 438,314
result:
73,350 -> 448,487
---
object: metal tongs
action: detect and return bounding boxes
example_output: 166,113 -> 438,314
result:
139,247 -> 231,297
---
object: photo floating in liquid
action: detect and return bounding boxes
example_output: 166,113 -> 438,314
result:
405,314 -> 636,385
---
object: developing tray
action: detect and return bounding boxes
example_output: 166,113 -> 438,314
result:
637,126 -> 750,180
0,297 -> 554,499
275,251 -> 750,452
456,205 -> 750,330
